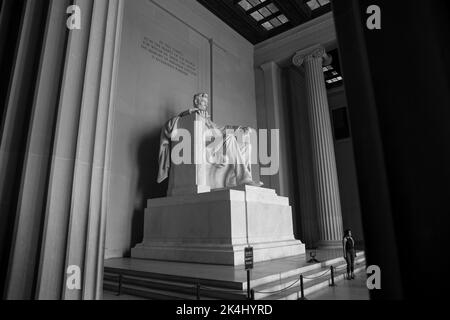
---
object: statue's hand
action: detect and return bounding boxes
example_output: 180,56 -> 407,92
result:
182,108 -> 204,117
194,109 -> 210,119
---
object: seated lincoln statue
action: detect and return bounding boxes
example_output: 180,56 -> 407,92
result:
132,93 -> 305,265
157,93 -> 262,194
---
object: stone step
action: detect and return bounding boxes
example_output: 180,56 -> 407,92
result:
251,256 -> 365,300
103,254 -> 366,300
104,266 -> 244,290
104,280 -> 217,300
246,251 -> 365,289
104,273 -> 247,300
261,263 -> 367,300
103,290 -> 146,300
103,254 -> 359,298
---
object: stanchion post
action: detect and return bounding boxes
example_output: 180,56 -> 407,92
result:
117,274 -> 122,296
330,266 -> 336,287
197,281 -> 201,300
247,270 -> 251,300
299,275 -> 307,300
250,289 -> 255,300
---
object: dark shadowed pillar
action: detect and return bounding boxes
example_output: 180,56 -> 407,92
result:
333,0 -> 450,299
0,0 -> 124,300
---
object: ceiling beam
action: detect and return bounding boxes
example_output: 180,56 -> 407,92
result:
196,0 -> 327,45
247,1 -> 275,15
222,0 -> 266,35
258,12 -> 282,25
273,0 -> 311,25
311,2 -> 332,18
199,0 -> 266,43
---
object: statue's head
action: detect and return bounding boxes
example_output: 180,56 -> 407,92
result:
193,93 -> 209,111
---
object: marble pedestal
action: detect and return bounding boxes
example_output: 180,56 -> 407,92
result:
131,186 -> 305,266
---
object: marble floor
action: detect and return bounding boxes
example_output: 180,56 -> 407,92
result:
308,272 -> 370,300
103,273 -> 371,301
103,291 -> 146,300
104,249 -> 354,286
103,249 -> 368,300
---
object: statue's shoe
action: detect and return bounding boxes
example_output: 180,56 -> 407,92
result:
241,180 -> 264,187
254,181 -> 264,187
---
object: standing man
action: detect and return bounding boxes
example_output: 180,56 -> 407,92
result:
343,229 -> 356,280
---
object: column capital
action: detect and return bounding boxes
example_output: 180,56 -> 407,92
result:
292,45 -> 332,67
260,60 -> 281,73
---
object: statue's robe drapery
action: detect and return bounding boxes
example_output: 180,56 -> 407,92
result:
157,110 -> 255,189
157,115 -> 180,184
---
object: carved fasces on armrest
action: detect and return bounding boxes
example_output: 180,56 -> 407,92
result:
167,112 -> 210,196
173,112 -> 208,162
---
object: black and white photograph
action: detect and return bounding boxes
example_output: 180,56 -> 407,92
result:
0,0 -> 449,312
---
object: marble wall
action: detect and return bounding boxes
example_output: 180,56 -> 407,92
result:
105,0 -> 257,258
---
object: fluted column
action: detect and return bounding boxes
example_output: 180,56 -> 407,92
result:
2,0 -> 70,300
260,61 -> 288,196
0,0 -> 124,300
36,0 -> 124,300
293,46 -> 344,248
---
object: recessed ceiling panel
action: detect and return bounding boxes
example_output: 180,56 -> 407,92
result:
197,0 -> 331,44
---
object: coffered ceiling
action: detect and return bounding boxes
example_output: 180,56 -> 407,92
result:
197,0 -> 332,44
